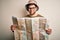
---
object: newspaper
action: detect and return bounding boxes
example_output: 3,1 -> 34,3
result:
12,16 -> 49,40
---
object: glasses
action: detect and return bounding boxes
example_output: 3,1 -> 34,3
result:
28,7 -> 36,9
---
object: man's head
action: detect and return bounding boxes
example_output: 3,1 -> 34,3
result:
25,3 -> 39,15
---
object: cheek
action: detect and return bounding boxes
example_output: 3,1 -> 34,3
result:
28,9 -> 30,12
34,9 -> 37,12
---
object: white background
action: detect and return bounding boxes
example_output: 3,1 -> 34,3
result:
0,0 -> 60,40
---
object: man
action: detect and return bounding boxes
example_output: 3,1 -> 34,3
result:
25,3 -> 43,17
11,0 -> 52,38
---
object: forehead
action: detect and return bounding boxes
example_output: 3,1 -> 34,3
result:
29,5 -> 35,8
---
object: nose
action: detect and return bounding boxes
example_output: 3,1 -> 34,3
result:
30,9 -> 33,11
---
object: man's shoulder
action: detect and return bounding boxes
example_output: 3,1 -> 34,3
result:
36,14 -> 44,17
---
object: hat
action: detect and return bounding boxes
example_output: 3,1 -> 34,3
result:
28,0 -> 37,4
25,0 -> 39,11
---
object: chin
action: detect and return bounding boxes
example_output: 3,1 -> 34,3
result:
30,13 -> 35,15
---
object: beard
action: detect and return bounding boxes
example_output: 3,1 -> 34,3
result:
29,11 -> 36,15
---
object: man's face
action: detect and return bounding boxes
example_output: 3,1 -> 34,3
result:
28,5 -> 37,15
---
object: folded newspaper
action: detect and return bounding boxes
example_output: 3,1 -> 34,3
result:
12,16 -> 49,40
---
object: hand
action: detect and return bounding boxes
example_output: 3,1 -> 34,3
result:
45,28 -> 52,35
10,24 -> 17,32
